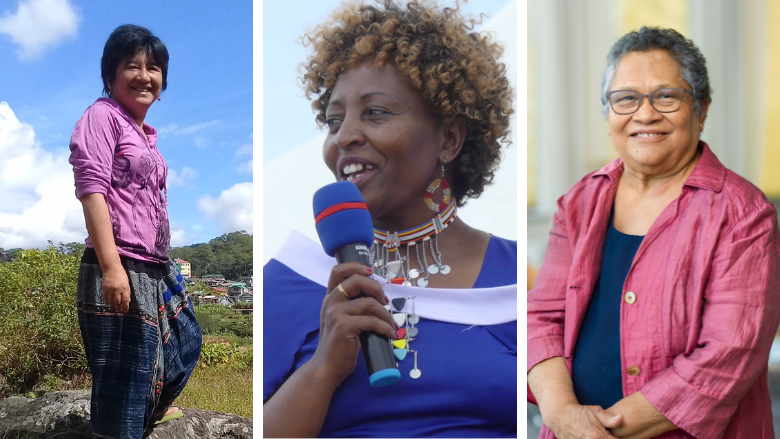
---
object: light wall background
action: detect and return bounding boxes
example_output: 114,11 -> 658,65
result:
526,2 -> 780,433
527,0 -> 780,265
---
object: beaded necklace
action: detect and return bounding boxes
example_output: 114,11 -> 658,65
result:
371,201 -> 457,288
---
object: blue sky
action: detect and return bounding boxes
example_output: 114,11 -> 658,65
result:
263,0 -> 513,163
0,0 -> 252,249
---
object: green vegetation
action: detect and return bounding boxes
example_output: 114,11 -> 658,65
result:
195,304 -> 253,339
0,247 -> 86,396
179,340 -> 253,417
177,362 -> 253,419
204,332 -> 253,347
199,341 -> 253,370
169,231 -> 253,279
188,280 -> 221,295
0,245 -> 252,418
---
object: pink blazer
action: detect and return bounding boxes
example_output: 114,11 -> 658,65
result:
528,142 -> 780,438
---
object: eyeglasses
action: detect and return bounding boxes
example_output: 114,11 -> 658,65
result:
606,88 -> 693,115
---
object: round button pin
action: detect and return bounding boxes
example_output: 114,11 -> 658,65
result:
625,291 -> 636,304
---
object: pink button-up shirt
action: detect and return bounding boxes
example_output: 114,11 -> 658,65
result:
69,98 -> 170,263
528,142 -> 780,438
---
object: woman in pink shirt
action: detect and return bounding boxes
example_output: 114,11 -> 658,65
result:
528,27 -> 780,438
68,25 -> 201,439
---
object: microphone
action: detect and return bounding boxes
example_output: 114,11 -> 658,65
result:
313,181 -> 401,387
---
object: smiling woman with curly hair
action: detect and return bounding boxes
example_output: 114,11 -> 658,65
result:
263,1 -> 517,437
301,0 -> 513,205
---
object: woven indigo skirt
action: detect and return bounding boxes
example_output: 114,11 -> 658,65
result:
76,248 -> 202,439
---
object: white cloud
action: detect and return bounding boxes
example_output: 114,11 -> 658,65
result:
193,137 -> 209,150
237,159 -> 253,174
235,143 -> 252,157
0,101 -> 86,248
167,166 -> 198,187
169,223 -> 189,247
0,0 -> 79,60
197,182 -> 253,234
157,120 -> 220,137
235,139 -> 253,173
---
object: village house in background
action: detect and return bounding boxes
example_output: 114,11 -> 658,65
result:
228,282 -> 250,297
187,268 -> 253,314
174,259 -> 191,278
201,274 -> 226,287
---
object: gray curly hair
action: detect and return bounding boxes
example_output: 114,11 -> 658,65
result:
600,26 -> 711,118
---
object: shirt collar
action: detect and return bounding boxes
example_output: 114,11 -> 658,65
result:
592,141 -> 726,192
143,123 -> 158,146
682,141 -> 726,192
98,97 -> 158,146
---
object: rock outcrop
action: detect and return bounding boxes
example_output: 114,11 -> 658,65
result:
0,390 -> 252,438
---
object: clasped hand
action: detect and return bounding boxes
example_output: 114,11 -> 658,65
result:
547,402 -> 624,439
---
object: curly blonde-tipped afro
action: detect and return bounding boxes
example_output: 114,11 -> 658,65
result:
300,0 -> 514,205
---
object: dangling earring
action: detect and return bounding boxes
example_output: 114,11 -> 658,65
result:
156,96 -> 161,102
373,162 -> 455,287
424,163 -> 451,213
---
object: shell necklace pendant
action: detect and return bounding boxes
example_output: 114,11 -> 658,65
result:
372,202 -> 456,287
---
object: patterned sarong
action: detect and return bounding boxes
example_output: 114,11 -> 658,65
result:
76,248 -> 202,439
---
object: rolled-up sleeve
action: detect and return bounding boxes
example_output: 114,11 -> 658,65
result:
68,104 -> 118,199
527,194 -> 572,403
642,202 -> 780,438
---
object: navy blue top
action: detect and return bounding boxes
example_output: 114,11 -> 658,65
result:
572,209 -> 644,409
263,235 -> 517,438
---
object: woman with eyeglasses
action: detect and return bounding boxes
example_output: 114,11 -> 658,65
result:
527,27 -> 780,439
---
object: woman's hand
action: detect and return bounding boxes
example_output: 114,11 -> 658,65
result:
80,193 -> 128,312
528,357 -> 623,438
606,391 -> 677,439
263,264 -> 396,438
545,402 -> 623,439
102,264 -> 131,312
309,262 -> 397,387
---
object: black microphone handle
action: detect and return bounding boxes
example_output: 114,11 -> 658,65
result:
334,243 -> 373,266
335,243 -> 398,377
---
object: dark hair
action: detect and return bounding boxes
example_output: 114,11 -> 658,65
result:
601,26 -> 711,117
101,24 -> 169,96
300,0 -> 513,206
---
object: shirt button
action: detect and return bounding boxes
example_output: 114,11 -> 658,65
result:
625,291 -> 636,304
627,366 -> 641,376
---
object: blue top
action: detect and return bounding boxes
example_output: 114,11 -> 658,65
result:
572,209 -> 644,408
263,235 -> 517,438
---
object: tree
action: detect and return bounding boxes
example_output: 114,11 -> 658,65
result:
193,244 -> 216,277
6,249 -> 22,262
168,231 -> 253,280
58,242 -> 87,259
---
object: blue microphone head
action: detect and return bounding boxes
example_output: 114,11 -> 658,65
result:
313,181 -> 374,257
